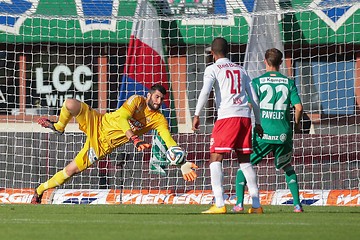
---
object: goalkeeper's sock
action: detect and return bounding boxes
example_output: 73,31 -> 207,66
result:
53,101 -> 72,132
240,163 -> 260,208
209,162 -> 224,208
36,169 -> 70,195
235,169 -> 247,205
284,166 -> 301,206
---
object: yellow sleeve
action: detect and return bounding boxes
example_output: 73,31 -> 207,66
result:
156,119 -> 177,148
117,107 -> 132,133
117,95 -> 140,133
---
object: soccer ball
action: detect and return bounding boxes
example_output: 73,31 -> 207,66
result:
166,146 -> 186,166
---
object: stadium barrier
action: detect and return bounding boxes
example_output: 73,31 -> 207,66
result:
0,188 -> 359,206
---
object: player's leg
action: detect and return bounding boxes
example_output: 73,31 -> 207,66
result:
38,99 -> 82,134
274,143 -> 303,212
233,136 -> 272,212
32,102 -> 103,204
54,98 -> 82,132
31,140 -> 97,204
202,118 -> 230,214
237,153 -> 262,214
31,154 -> 84,204
232,169 -> 246,212
283,164 -> 303,212
234,117 -> 262,213
202,153 -> 227,214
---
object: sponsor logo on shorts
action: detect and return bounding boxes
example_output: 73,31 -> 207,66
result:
210,138 -> 214,147
262,134 -> 279,141
88,147 -> 98,164
262,133 -> 287,142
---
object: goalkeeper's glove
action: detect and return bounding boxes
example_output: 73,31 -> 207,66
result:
180,162 -> 198,181
130,135 -> 151,151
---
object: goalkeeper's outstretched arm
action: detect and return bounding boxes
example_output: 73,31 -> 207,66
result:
158,126 -> 199,181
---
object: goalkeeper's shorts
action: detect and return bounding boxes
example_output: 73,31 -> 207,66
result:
73,102 -> 111,171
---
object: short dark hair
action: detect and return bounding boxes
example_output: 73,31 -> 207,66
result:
265,48 -> 283,67
211,37 -> 228,56
150,83 -> 167,95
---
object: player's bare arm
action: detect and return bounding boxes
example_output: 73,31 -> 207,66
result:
293,103 -> 303,133
192,115 -> 200,131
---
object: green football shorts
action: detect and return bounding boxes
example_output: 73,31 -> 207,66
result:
250,137 -> 293,169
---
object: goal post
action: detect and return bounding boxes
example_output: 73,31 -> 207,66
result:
0,0 -> 359,205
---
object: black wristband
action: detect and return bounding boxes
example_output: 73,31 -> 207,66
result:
135,141 -> 145,148
130,135 -> 139,142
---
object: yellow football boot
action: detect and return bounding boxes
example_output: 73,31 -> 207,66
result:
248,207 -> 264,214
202,205 -> 227,214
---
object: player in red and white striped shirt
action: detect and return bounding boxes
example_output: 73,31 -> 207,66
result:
192,37 -> 264,214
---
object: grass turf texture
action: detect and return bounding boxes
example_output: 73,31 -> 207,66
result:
1,205 -> 359,240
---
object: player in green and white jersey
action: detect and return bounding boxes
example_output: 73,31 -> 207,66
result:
233,48 -> 304,213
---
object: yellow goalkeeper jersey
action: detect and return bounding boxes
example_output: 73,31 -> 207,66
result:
73,95 -> 177,171
101,94 -> 177,150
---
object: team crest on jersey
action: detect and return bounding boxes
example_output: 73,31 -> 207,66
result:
129,118 -> 144,131
280,133 -> 287,142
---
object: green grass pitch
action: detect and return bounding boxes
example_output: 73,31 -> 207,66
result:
1,204 -> 359,240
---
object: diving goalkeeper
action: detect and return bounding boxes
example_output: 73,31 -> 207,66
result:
31,84 -> 198,204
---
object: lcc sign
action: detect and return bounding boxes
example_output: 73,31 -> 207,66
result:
35,64 -> 94,107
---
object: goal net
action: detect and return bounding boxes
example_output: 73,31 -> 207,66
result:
0,0 -> 359,205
